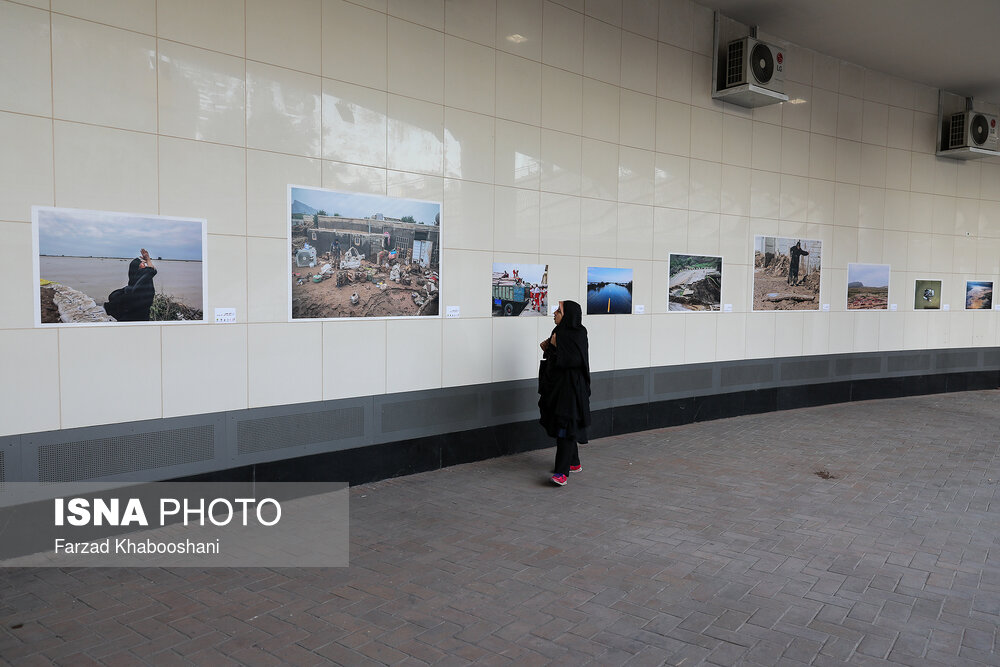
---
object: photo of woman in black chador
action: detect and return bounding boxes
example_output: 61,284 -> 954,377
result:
104,248 -> 157,322
538,300 -> 591,486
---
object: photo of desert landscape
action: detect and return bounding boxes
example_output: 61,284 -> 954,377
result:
846,263 -> 889,310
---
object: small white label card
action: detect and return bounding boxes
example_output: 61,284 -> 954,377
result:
822,303 -> 830,311
214,307 -> 236,324
446,305 -> 460,318
994,304 -> 1000,311
942,304 -> 950,311
723,304 -> 733,312
890,303 -> 898,311
635,304 -> 645,314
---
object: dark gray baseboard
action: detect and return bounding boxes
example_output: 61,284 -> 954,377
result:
1,347 -> 998,485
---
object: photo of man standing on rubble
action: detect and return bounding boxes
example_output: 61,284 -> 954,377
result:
288,186 -> 441,319
752,236 -> 822,311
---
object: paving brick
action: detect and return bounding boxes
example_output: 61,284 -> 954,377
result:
4,392 -> 1000,663
705,640 -> 748,665
856,632 -> 897,659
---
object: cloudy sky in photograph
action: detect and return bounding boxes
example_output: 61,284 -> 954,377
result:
37,208 -> 203,260
847,263 -> 890,287
292,187 -> 440,225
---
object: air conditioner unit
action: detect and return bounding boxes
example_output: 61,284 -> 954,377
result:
725,37 -> 784,93
948,111 -> 999,151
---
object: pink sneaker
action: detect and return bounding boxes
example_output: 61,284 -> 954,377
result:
569,465 -> 582,473
551,474 -> 568,486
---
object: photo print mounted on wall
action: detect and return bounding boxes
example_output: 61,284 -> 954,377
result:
913,279 -> 942,310
752,236 -> 822,311
587,267 -> 633,315
492,263 -> 548,317
846,263 -> 890,310
965,281 -> 993,310
668,254 -> 722,311
289,186 -> 441,319
32,206 -> 206,326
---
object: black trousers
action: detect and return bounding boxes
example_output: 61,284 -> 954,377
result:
553,437 -> 580,476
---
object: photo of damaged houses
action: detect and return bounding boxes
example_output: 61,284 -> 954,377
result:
289,186 -> 440,319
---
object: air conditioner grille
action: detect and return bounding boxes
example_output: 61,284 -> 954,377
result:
726,40 -> 744,87
971,113 -> 990,146
38,426 -> 215,482
949,112 -> 967,149
0,450 -> 5,485
750,42 -> 774,83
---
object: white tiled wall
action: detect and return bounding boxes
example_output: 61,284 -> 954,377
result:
1,0 -> 999,436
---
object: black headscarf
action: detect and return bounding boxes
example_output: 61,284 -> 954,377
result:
126,258 -> 142,286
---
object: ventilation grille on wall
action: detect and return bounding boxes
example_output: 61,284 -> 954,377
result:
237,407 -> 364,455
38,426 -> 215,483
613,374 -> 647,401
381,395 -> 477,433
0,449 -> 5,485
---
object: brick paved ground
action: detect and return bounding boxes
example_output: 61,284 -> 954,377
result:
2,390 -> 1000,665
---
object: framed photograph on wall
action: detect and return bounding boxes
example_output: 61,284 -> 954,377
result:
752,236 -> 822,311
965,281 -> 993,310
586,267 -> 633,315
492,263 -> 548,317
668,254 -> 722,311
32,206 -> 207,326
289,186 -> 441,319
913,279 -> 942,310
846,263 -> 890,310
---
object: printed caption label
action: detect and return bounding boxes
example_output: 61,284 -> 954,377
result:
214,308 -> 236,323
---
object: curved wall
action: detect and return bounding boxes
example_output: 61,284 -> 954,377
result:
1,0 -> 999,482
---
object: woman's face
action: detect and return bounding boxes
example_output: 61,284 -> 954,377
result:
554,301 -> 563,325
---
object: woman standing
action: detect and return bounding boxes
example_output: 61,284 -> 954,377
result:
538,300 -> 591,486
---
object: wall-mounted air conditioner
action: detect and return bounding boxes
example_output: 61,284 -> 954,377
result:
712,13 -> 788,108
724,37 -> 784,91
947,111 -> 998,151
937,91 -> 1000,160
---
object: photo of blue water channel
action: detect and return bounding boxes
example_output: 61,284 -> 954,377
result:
586,266 -> 633,315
